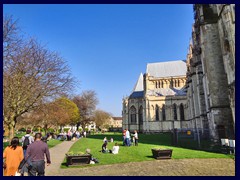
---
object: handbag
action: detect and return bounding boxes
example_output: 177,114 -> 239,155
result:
18,156 -> 32,170
3,162 -> 7,169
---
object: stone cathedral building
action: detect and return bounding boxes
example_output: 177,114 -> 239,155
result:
186,4 -> 235,142
122,60 -> 188,133
122,4 -> 235,143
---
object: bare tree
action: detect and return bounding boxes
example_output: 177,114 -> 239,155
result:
3,15 -> 22,67
3,15 -> 75,139
72,90 -> 99,130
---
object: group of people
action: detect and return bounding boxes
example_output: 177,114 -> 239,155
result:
101,141 -> 119,154
57,129 -> 87,141
122,129 -> 138,146
101,137 -> 119,154
3,130 -> 51,176
100,129 -> 139,155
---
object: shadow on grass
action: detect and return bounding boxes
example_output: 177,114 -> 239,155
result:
146,155 -> 155,159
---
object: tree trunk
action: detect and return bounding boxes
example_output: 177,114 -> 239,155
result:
76,122 -> 80,130
44,124 -> 48,136
8,125 -> 15,140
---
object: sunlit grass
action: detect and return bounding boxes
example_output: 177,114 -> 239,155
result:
61,133 -> 232,168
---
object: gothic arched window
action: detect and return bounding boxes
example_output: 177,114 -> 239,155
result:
180,103 -> 185,121
173,103 -> 177,120
155,105 -> 159,121
162,104 -> 166,121
139,106 -> 143,124
130,106 -> 137,124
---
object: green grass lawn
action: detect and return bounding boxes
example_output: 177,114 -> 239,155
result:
62,132 -> 232,168
47,139 -> 63,148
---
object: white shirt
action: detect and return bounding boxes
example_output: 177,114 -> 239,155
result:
126,130 -> 130,138
21,134 -> 34,145
112,146 -> 119,154
134,132 -> 138,139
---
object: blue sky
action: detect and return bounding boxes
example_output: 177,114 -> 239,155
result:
3,4 -> 194,117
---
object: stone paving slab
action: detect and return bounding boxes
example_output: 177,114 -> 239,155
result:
45,140 -> 77,176
45,140 -> 235,176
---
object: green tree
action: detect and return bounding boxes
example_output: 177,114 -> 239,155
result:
17,97 -> 80,134
55,97 -> 80,127
93,110 -> 111,130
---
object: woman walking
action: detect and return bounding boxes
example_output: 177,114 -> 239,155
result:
3,137 -> 24,176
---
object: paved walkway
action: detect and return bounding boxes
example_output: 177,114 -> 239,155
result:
45,140 -> 235,176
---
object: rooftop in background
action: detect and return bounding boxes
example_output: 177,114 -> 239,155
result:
133,73 -> 144,92
146,60 -> 187,78
112,117 -> 122,120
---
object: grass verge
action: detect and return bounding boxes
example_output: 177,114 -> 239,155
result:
61,133 -> 232,168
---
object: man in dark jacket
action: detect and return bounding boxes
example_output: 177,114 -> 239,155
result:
25,133 -> 51,176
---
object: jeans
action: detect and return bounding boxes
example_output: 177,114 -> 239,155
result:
126,138 -> 130,146
28,160 -> 45,176
135,139 -> 138,146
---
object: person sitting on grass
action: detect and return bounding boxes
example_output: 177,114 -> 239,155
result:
111,143 -> 119,154
102,141 -> 109,153
110,138 -> 114,143
86,148 -> 99,164
103,137 -> 108,143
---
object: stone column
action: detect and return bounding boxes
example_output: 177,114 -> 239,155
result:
200,23 -> 234,141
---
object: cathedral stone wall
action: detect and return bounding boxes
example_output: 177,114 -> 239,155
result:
185,4 -> 235,143
122,4 -> 234,143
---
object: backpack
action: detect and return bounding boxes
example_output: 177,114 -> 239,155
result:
23,136 -> 30,150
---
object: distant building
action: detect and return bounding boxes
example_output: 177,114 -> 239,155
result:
63,122 -> 96,132
122,60 -> 188,133
109,117 -> 122,128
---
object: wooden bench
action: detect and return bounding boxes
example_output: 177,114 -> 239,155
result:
151,149 -> 173,159
66,154 -> 92,166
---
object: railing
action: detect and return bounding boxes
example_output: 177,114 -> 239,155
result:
221,139 -> 235,154
172,128 -> 235,153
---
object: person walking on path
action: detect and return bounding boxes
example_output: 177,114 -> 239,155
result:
3,137 -> 24,176
25,133 -> 51,176
21,129 -> 34,156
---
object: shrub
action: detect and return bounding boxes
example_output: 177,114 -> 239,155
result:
64,128 -> 70,132
18,128 -> 26,132
48,128 -> 55,133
